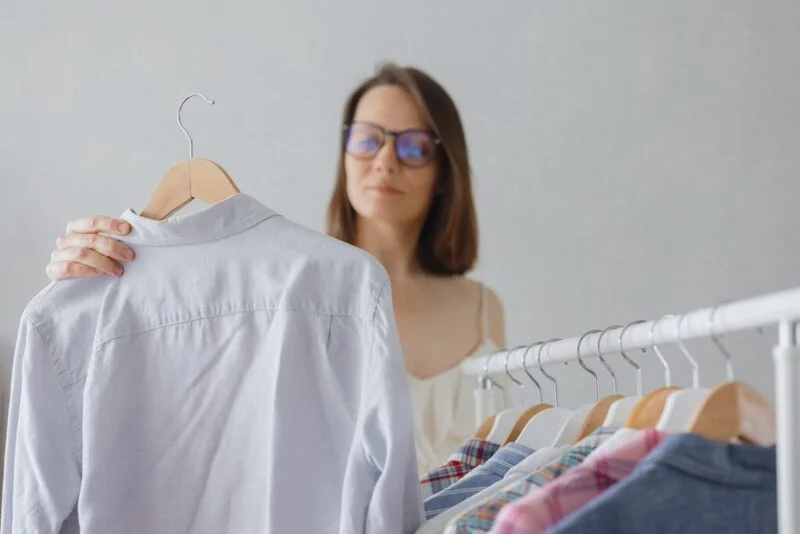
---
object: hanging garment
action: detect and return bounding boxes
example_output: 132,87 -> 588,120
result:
490,429 -> 666,534
420,438 -> 500,500
409,283 -> 505,476
548,433 -> 777,534
415,447 -> 567,534
0,194 -> 422,534
424,443 -> 533,520
445,426 -> 616,533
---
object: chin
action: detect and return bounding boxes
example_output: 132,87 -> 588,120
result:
355,201 -> 425,226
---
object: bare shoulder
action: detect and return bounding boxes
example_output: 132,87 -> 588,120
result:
481,282 -> 507,348
443,277 -> 507,347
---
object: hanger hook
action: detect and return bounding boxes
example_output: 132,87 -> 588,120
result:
676,313 -> 701,388
504,345 -> 526,388
709,303 -> 734,380
619,320 -> 646,396
596,325 -> 623,394
649,314 -> 675,386
521,342 -> 544,403
577,330 -> 602,401
177,93 -> 215,159
537,338 -> 563,406
481,350 -> 505,391
505,345 -> 527,405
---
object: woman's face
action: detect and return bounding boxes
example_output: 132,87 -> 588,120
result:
345,85 -> 440,227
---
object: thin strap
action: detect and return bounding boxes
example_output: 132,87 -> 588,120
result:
480,283 -> 490,339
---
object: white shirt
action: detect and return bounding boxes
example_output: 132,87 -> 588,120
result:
1,194 -> 423,534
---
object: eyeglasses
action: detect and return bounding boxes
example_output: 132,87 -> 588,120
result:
343,121 -> 441,168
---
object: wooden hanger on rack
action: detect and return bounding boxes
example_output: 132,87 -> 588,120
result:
688,380 -> 775,445
655,314 -> 712,431
602,320 -> 648,427
514,339 -> 574,450
140,93 -> 240,220
503,342 -> 556,444
687,307 -> 776,445
485,347 -> 537,444
574,326 -> 627,441
625,316 -> 684,429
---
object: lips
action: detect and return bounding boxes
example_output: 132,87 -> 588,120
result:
366,184 -> 403,195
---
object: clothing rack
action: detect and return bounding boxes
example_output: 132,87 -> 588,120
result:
460,286 -> 800,534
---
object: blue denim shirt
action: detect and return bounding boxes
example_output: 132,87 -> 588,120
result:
548,432 -> 777,534
424,442 -> 533,519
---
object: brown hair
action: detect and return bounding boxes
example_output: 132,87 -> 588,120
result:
326,62 -> 479,276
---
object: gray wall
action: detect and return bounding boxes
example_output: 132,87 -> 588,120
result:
2,1 -> 799,432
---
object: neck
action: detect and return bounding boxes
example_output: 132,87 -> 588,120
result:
354,217 -> 423,279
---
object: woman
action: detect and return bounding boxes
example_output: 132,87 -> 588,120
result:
45,63 -> 507,475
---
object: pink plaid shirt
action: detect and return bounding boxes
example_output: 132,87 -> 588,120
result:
490,429 -> 667,534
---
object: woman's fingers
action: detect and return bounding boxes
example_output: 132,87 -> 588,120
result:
65,216 -> 131,236
55,233 -> 134,263
49,247 -> 124,277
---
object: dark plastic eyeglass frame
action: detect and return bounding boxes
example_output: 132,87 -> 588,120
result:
342,121 -> 442,167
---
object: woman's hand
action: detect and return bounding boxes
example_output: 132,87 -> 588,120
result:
46,216 -> 135,281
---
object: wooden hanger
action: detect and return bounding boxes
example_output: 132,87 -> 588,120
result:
575,326 -> 627,439
504,403 -> 552,444
474,415 -> 496,440
624,315 -> 684,430
483,346 -> 532,443
688,381 -> 776,445
140,93 -> 240,221
514,339 -> 575,449
624,386 -> 681,429
575,394 -> 623,441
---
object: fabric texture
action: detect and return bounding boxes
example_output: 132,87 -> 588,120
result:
446,426 -> 616,533
424,443 -> 533,519
491,429 -> 666,533
420,438 -> 500,499
1,194 -> 423,534
409,283 -> 505,476
548,432 -> 777,534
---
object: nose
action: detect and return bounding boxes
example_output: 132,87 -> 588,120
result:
372,136 -> 400,173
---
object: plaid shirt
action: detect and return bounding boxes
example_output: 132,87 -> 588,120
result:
446,427 -> 616,533
424,443 -> 533,519
420,439 -> 500,499
491,429 -> 666,534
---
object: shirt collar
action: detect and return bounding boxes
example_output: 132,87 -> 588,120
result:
645,432 -> 776,488
448,439 -> 501,468
118,194 -> 280,247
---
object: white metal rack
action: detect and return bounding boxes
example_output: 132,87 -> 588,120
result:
460,286 -> 800,534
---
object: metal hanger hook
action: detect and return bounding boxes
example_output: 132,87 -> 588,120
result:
709,303 -> 735,380
649,314 -> 676,386
577,330 -> 602,401
504,345 -> 527,388
619,320 -> 646,396
676,313 -> 701,388
177,93 -> 216,159
597,325 -> 623,394
521,342 -> 544,403
537,338 -> 563,406
504,345 -> 527,406
481,350 -> 506,391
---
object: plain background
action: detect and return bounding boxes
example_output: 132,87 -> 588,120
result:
1,0 -> 799,444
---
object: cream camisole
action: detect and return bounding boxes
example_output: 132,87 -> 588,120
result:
407,283 -> 506,476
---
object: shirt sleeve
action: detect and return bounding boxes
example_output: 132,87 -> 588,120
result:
1,315 -> 81,534
352,281 -> 424,534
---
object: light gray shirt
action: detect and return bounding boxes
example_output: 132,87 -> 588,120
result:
1,194 -> 423,534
